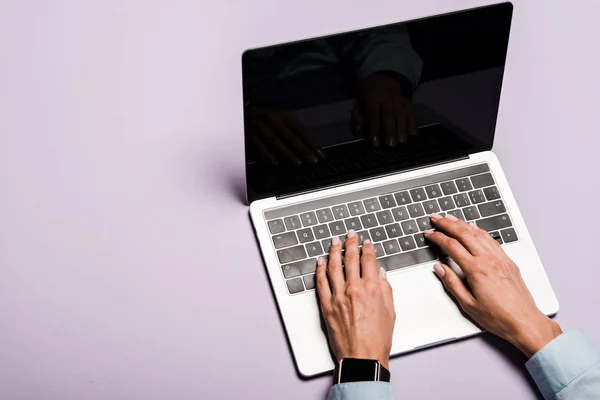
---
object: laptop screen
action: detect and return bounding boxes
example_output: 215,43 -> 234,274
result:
242,2 -> 513,202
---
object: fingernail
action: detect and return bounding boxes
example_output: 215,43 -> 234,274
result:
363,239 -> 371,245
468,221 -> 477,228
388,138 -> 395,147
317,257 -> 325,265
347,229 -> 356,238
310,156 -> 319,164
433,263 -> 446,277
372,135 -> 379,146
379,267 -> 388,280
430,213 -> 443,220
424,229 -> 434,235
331,236 -> 340,246
445,214 -> 459,222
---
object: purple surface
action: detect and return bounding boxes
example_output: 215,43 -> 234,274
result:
0,0 -> 598,398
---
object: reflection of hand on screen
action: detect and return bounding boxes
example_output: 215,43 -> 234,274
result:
245,105 -> 325,166
352,72 -> 417,147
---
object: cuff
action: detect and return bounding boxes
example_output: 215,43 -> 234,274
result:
327,382 -> 396,400
525,329 -> 600,400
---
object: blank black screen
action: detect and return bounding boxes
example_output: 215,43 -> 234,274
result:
242,3 -> 513,202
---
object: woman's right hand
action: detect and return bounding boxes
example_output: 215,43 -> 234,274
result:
424,213 -> 562,358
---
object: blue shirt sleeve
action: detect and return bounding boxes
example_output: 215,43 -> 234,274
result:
526,329 -> 600,399
327,382 -> 396,400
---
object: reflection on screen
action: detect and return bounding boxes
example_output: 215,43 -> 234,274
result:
242,3 -> 513,202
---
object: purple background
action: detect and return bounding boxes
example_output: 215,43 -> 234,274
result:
1,0 -> 598,398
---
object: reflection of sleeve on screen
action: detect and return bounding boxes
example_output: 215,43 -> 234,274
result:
351,25 -> 423,90
274,39 -> 339,79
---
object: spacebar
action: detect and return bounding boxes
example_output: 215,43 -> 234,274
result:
378,248 -> 438,271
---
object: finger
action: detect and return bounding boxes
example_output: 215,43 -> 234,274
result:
327,236 -> 346,293
285,116 -> 325,160
343,230 -> 360,282
407,105 -> 417,136
424,230 -> 474,272
351,104 -> 365,134
254,119 -> 302,166
316,257 -> 331,304
395,112 -> 408,144
367,104 -> 380,147
378,267 -> 395,311
275,122 -> 319,164
433,263 -> 476,310
360,239 -> 379,280
429,214 -> 487,256
383,110 -> 396,147
250,132 -> 278,165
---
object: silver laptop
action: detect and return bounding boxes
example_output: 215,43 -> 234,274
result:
243,2 -> 558,377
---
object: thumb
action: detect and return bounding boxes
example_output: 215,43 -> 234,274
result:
433,263 -> 476,310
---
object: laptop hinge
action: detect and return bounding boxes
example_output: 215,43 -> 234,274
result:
276,155 -> 470,200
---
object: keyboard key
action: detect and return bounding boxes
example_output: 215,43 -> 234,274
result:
447,209 -> 465,220
316,208 -> 334,223
476,214 -> 512,232
297,228 -> 314,243
363,198 -> 381,212
378,195 -> 396,209
391,206 -> 410,221
373,243 -> 385,258
394,191 -> 412,205
272,232 -> 298,249
456,178 -> 473,192
408,203 -> 425,218
425,184 -> 443,198
299,212 -> 318,227
376,210 -> 393,225
416,216 -> 433,231
357,230 -> 371,243
401,220 -> 418,235
500,228 -> 518,243
423,200 -> 441,214
321,238 -> 332,252
369,227 -> 388,242
478,200 -> 506,217
303,274 -> 316,290
282,258 -> 317,278
383,239 -> 401,255
360,214 -> 378,229
489,231 -> 503,244
286,278 -> 304,294
284,215 -> 302,230
399,236 -> 417,251
313,224 -> 331,240
468,189 -> 486,204
414,233 -> 428,248
329,221 -> 346,236
453,193 -> 470,207
306,242 -> 323,257
463,206 -> 480,221
385,223 -> 403,238
348,201 -> 366,216
409,188 -> 427,202
483,186 -> 501,201
441,181 -> 458,195
277,245 -> 307,263
438,196 -> 456,211
471,173 -> 495,188
332,205 -> 350,219
378,248 -> 437,271
268,219 -> 286,234
344,217 -> 363,231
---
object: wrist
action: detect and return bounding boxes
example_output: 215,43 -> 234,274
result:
509,316 -> 562,358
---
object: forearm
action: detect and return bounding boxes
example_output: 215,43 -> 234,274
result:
526,329 -> 600,399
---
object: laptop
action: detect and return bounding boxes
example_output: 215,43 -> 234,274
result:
243,2 -> 559,377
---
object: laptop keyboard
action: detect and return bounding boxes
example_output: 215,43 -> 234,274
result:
264,163 -> 518,295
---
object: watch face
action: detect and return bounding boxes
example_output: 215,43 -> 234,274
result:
338,358 -> 379,383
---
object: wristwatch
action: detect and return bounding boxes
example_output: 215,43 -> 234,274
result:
334,358 -> 391,384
